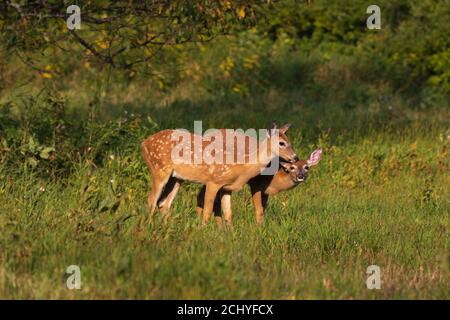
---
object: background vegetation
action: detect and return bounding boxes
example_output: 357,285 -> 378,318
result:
0,0 -> 448,299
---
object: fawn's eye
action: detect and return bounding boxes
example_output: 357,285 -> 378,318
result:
304,165 -> 309,170
279,141 -> 286,147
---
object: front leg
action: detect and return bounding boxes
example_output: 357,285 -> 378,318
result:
251,187 -> 269,224
202,183 -> 221,225
220,190 -> 233,227
196,185 -> 206,220
197,186 -> 223,222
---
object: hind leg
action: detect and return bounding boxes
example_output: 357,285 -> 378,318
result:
158,178 -> 182,217
148,170 -> 172,216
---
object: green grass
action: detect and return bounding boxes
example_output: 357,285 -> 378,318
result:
0,86 -> 448,299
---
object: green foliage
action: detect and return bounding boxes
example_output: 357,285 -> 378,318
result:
0,0 -> 256,72
2,0 -> 449,95
0,87 -> 158,177
256,0 -> 450,94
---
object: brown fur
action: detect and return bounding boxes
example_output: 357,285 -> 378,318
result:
141,124 -> 297,225
196,159 -> 307,224
196,146 -> 322,224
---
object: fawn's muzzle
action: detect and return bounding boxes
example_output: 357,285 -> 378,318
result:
290,155 -> 299,163
296,168 -> 308,182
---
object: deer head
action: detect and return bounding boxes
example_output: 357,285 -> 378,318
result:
265,123 -> 298,163
281,148 -> 322,182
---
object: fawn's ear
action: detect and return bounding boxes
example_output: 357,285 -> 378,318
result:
267,122 -> 277,137
307,148 -> 322,166
280,161 -> 291,171
279,123 -> 291,134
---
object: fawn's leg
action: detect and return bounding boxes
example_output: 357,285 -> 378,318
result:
198,186 -> 224,225
196,185 -> 206,219
195,186 -> 222,225
259,193 -> 268,224
220,190 -> 233,227
251,188 -> 269,224
213,189 -> 225,226
148,171 -> 172,216
202,183 -> 221,225
158,178 -> 182,217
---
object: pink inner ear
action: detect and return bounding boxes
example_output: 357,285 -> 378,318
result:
307,149 -> 322,166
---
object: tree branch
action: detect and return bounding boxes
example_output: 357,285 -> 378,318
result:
68,30 -> 115,66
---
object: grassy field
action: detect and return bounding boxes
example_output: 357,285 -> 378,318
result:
1,5 -> 449,297
0,80 -> 449,299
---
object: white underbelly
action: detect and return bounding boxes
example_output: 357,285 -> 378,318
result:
172,170 -> 204,184
172,171 -> 187,180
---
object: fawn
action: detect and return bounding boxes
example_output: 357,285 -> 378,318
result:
141,123 -> 298,225
196,148 -> 322,224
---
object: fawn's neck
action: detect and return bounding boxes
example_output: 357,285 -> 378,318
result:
244,138 -> 275,172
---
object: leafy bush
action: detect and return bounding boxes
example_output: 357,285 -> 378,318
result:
255,0 -> 450,95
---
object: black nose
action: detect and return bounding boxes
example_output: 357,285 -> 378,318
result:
299,169 -> 308,179
292,156 -> 299,162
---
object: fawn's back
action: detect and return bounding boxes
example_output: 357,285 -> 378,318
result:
141,129 -> 265,187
